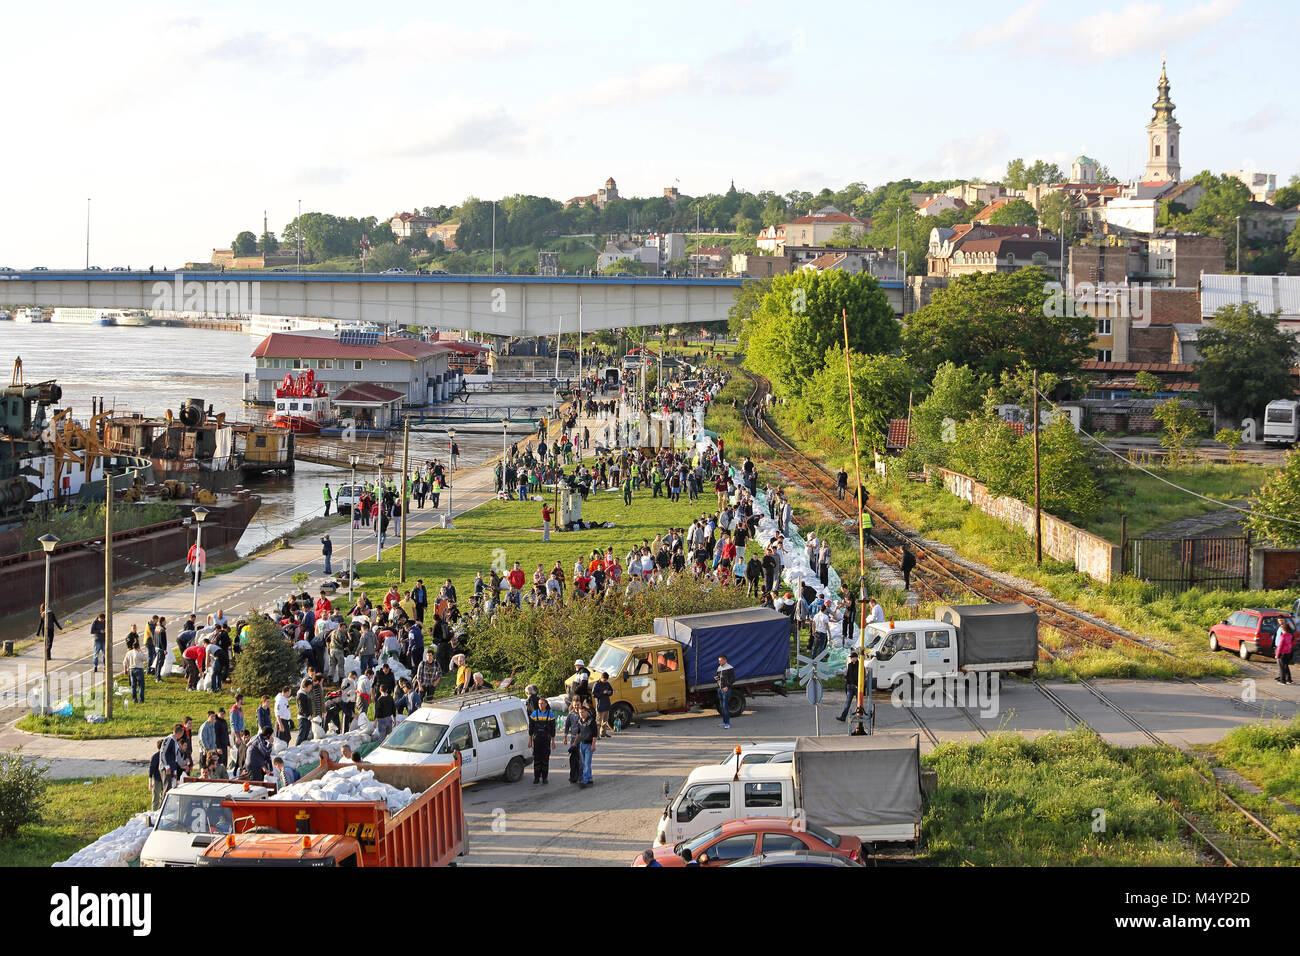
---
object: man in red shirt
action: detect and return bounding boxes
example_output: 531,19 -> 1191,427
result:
541,503 -> 552,542
315,592 -> 333,618
507,561 -> 526,608
182,640 -> 207,690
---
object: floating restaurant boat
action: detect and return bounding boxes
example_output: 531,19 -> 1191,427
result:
15,307 -> 48,323
269,369 -> 335,434
52,307 -> 116,326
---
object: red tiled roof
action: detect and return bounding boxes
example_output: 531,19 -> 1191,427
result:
251,333 -> 452,362
786,211 -> 866,225
1081,361 -> 1193,372
973,198 -> 1015,221
886,419 -> 912,448
803,252 -> 848,270
335,383 -> 404,404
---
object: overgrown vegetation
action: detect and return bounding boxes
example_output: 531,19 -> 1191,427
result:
0,775 -> 143,868
0,749 -> 49,839
10,502 -> 181,557
1210,718 -> 1300,805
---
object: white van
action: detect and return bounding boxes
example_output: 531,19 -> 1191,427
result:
367,690 -> 532,784
140,780 -> 276,866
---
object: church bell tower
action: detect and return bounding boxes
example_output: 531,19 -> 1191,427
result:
1143,57 -> 1181,182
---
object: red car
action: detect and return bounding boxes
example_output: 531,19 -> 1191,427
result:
632,817 -> 862,867
1209,608 -> 1295,660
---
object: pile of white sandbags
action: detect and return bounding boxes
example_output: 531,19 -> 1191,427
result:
270,726 -> 376,772
272,765 -> 416,816
52,812 -> 152,868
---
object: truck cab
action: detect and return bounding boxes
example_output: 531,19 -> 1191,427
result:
656,763 -> 795,846
566,636 -> 687,727
139,780 -> 276,866
198,833 -> 364,867
864,620 -> 959,690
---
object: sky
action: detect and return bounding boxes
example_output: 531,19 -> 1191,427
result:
2,0 -> 1296,268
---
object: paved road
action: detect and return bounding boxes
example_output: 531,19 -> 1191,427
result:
457,678 -> 1298,867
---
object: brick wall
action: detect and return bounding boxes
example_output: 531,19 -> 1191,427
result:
1146,287 -> 1200,326
931,466 -> 1120,583
1250,548 -> 1300,590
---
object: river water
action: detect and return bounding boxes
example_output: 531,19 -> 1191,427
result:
3,324 -> 554,554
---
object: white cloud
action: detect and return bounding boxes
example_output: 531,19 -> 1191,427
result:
1073,0 -> 1240,59
962,0 -> 1045,50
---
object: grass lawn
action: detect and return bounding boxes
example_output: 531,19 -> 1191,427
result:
921,729 -> 1300,865
0,774 -> 145,867
1083,462 -> 1272,541
1208,718 -> 1300,806
16,661 -> 236,740
357,479 -> 723,605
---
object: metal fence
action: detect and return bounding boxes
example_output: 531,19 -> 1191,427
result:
1123,535 -> 1251,592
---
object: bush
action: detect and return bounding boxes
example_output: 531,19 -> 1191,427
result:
0,749 -> 49,839
230,617 -> 301,699
465,577 -> 755,694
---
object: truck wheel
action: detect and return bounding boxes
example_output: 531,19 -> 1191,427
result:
1209,633 -> 1219,652
727,690 -> 746,717
1239,644 -> 1251,661
503,756 -> 525,783
612,703 -> 635,730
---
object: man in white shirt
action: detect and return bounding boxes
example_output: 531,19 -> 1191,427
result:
811,606 -> 831,658
273,689 -> 292,743
868,598 -> 885,625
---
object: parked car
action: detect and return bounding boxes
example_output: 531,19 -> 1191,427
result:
725,850 -> 865,868
333,482 -> 365,514
634,816 -> 862,867
1209,608 -> 1296,659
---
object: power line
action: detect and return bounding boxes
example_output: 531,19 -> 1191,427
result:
1035,388 -> 1300,529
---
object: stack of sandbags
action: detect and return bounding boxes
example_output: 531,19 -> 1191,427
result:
270,727 -> 377,771
52,812 -> 152,868
271,765 -> 416,815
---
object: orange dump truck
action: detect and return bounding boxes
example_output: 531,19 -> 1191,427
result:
197,756 -> 467,867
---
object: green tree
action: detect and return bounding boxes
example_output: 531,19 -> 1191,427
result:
1273,175 -> 1300,211
1195,302 -> 1300,422
230,617 -> 301,699
1134,371 -> 1163,397
799,348 -> 919,454
232,231 -> 258,256
1214,428 -> 1243,464
0,749 -> 48,839
258,231 -> 279,255
728,277 -> 773,342
989,198 -> 1038,228
901,267 -> 1094,380
1161,171 -> 1250,241
743,270 -> 900,399
1004,158 -> 1063,190
1152,398 -> 1208,464
367,244 -> 411,272
1246,450 -> 1300,546
1037,191 -> 1078,240
911,362 -> 991,453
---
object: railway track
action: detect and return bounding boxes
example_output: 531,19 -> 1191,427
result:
737,370 -> 1296,866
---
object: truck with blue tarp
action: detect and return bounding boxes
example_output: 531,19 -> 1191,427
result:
564,607 -> 791,727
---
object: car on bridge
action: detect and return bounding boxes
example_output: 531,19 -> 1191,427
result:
382,267 -> 407,275
1209,608 -> 1295,659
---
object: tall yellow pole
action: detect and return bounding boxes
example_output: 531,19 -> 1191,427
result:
841,309 -> 869,732
400,418 -> 410,583
104,473 -> 113,719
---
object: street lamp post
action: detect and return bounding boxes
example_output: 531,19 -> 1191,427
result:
501,417 -> 510,469
190,506 -> 209,616
446,428 -> 457,528
39,534 -> 59,714
375,454 -> 384,562
348,454 -> 358,602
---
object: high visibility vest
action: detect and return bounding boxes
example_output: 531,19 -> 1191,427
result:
861,512 -> 873,529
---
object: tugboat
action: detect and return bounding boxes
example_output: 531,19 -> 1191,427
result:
269,369 -> 335,434
102,398 -> 244,492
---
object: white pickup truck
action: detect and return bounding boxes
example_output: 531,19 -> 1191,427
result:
865,603 -> 1039,691
657,735 -> 923,847
139,779 -> 276,866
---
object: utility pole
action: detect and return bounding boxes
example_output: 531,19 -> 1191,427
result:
1033,369 -> 1042,566
103,475 -> 113,719
842,309 -> 870,736
491,201 -> 496,275
297,198 -> 302,271
399,419 -> 409,582
1235,215 -> 1241,273
85,198 -> 91,270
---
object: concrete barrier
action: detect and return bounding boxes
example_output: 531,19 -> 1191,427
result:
928,466 -> 1120,584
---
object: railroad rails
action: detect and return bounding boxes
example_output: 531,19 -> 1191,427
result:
736,371 -> 1297,866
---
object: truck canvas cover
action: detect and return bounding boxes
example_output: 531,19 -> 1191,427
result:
654,607 -> 789,688
793,735 -> 922,827
935,603 -> 1038,667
